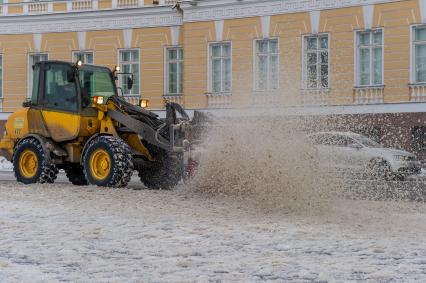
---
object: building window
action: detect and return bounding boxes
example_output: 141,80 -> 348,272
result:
165,47 -> 183,95
355,29 -> 383,86
118,49 -> 139,96
254,38 -> 279,91
303,34 -> 329,89
72,51 -> 94,65
413,26 -> 426,83
0,55 -> 3,99
28,53 -> 48,98
209,42 -> 231,93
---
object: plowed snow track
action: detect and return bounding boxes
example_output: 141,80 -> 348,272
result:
0,177 -> 426,282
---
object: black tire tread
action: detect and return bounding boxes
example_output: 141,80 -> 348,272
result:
82,136 -> 133,188
65,165 -> 89,186
138,152 -> 183,190
13,138 -> 58,184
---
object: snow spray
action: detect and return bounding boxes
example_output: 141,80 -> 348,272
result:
186,114 -> 342,213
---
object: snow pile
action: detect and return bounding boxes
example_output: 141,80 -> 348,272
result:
0,157 -> 12,171
188,116 -> 341,213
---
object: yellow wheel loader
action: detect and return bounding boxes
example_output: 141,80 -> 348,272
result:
0,60 -> 192,189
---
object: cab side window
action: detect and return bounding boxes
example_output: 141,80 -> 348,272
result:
44,64 -> 78,112
31,65 -> 41,105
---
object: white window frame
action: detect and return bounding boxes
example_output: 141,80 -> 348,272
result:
164,46 -> 183,96
72,50 -> 94,65
208,41 -> 232,94
0,54 -> 3,99
302,33 -> 330,90
411,24 -> 426,84
253,38 -> 280,92
27,53 -> 48,98
117,48 -> 140,96
354,28 -> 384,87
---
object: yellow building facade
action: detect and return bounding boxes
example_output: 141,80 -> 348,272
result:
0,0 -> 425,113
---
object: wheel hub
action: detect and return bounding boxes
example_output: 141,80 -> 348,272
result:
89,149 -> 111,180
19,150 -> 38,178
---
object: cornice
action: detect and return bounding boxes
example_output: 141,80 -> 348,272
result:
0,6 -> 182,35
0,0 -> 409,34
182,0 -> 405,23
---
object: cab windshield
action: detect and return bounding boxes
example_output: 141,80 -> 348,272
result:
78,65 -> 116,104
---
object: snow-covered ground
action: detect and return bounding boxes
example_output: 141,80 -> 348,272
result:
0,177 -> 425,282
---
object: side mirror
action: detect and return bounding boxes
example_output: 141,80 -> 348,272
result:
22,100 -> 32,108
127,77 -> 133,90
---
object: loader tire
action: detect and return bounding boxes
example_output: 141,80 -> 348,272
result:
83,136 -> 134,188
138,152 -> 183,190
65,165 -> 88,186
13,137 -> 58,185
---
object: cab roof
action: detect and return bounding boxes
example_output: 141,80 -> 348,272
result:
34,60 -> 112,72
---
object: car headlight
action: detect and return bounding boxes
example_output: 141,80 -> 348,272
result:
393,155 -> 410,161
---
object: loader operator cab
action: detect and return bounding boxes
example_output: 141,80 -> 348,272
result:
30,62 -> 79,113
29,61 -> 122,112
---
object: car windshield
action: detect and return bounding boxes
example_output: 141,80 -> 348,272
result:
355,136 -> 382,148
78,65 -> 116,101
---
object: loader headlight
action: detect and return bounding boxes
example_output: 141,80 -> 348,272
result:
140,99 -> 150,108
93,96 -> 105,105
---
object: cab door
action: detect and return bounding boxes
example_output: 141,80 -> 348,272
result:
40,62 -> 81,142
